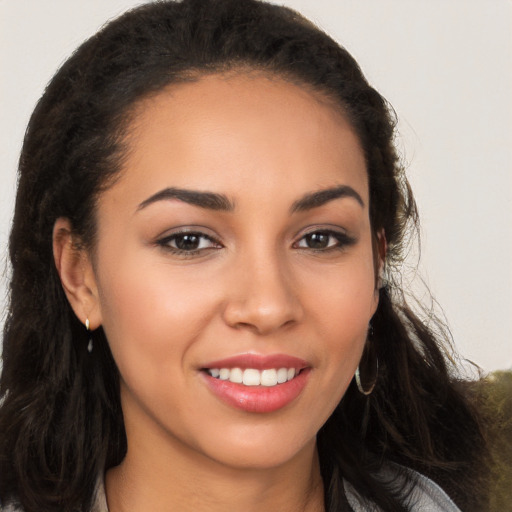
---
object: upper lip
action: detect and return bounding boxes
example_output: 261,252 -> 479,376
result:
202,353 -> 310,370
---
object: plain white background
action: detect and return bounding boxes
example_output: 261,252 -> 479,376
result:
1,0 -> 511,372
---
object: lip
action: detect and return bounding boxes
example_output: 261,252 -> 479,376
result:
202,353 -> 309,370
200,353 -> 311,413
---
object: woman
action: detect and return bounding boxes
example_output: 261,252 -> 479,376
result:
0,0 -> 487,511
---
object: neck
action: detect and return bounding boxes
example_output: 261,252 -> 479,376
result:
106,431 -> 324,512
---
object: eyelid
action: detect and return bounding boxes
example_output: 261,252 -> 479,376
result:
155,225 -> 219,241
293,224 -> 350,240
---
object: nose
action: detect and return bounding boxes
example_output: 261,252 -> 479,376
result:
222,251 -> 303,335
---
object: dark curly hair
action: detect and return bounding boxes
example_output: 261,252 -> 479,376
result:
0,1 -> 487,511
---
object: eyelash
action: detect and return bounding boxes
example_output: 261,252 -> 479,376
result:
156,228 -> 355,257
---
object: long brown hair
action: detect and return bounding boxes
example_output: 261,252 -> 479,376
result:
0,1 -> 487,510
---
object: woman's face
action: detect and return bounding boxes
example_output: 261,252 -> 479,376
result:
87,73 -> 379,470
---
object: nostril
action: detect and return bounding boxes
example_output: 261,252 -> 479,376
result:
222,300 -> 301,335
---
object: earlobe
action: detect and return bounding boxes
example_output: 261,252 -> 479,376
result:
52,218 -> 102,329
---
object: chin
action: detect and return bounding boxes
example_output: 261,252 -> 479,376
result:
194,427 -> 318,472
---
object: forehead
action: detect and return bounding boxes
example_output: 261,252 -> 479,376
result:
112,72 -> 368,208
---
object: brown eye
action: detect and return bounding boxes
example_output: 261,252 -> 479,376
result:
304,232 -> 330,249
295,230 -> 356,251
158,231 -> 221,253
174,233 -> 201,251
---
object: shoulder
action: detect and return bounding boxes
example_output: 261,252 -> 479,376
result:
403,471 -> 462,511
90,477 -> 108,512
344,464 -> 462,512
0,500 -> 24,512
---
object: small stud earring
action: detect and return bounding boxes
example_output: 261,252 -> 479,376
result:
85,318 -> 93,353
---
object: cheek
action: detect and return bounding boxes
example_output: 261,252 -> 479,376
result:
306,254 -> 377,332
303,255 -> 377,389
94,247 -> 219,383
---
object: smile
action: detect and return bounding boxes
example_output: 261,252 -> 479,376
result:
206,367 -> 298,387
201,354 -> 311,413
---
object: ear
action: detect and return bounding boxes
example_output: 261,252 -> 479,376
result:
53,218 -> 102,329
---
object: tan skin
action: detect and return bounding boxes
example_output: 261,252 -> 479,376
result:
53,73 -> 384,512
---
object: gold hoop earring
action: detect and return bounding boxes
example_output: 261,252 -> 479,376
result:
355,359 -> 378,395
355,325 -> 378,395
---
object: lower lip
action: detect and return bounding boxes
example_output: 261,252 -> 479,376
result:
202,369 -> 311,413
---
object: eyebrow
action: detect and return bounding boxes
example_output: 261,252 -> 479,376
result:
137,184 -> 363,214
291,185 -> 364,212
137,187 -> 235,212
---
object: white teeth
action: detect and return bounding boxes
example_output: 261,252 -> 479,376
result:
243,369 -> 261,386
277,367 -> 288,383
207,367 -> 299,387
261,369 -> 278,386
229,367 -> 243,384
